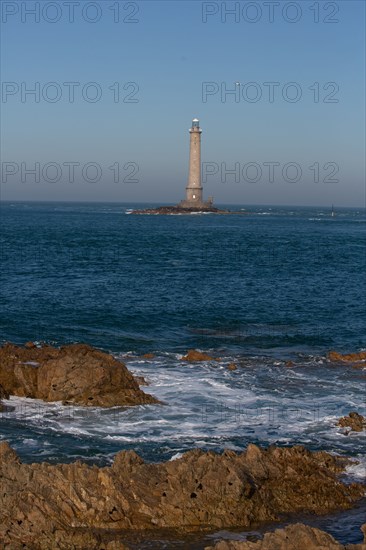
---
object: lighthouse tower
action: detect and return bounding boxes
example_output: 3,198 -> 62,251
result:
186,117 -> 203,205
179,118 -> 213,209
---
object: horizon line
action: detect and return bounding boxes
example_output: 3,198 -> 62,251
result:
0,199 -> 364,210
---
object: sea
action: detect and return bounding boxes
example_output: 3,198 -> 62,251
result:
0,201 -> 365,548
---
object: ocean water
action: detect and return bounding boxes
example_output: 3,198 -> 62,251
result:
0,201 -> 365,545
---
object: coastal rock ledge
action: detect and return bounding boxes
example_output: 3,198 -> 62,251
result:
0,443 -> 364,549
205,523 -> 366,550
0,343 -> 158,407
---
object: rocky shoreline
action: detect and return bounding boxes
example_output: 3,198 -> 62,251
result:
206,523 -> 366,549
0,441 -> 365,548
1,343 -> 365,548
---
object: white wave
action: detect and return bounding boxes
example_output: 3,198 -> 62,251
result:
345,458 -> 366,481
169,452 -> 183,461
22,438 -> 38,446
104,435 -> 134,442
2,357 -> 365,462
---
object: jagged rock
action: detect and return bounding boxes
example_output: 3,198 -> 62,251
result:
328,351 -> 366,363
182,349 -> 217,362
338,412 -> 366,432
0,343 -> 159,407
204,522 -> 366,549
0,443 -> 364,548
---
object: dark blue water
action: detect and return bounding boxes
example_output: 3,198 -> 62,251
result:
0,201 -> 365,545
1,202 -> 365,353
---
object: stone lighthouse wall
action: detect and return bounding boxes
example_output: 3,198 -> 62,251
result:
186,127 -> 203,204
179,120 -> 215,209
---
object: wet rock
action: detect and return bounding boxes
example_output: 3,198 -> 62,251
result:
182,349 -> 217,362
0,383 -> 10,411
338,412 -> 366,432
227,363 -> 237,371
328,351 -> 366,364
0,343 -> 159,407
0,383 -> 9,400
204,522 -> 366,549
24,341 -> 37,349
0,443 -> 364,548
141,353 -> 155,359
134,375 -> 150,386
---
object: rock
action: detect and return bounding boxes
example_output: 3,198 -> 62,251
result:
0,443 -> 364,548
134,375 -> 150,386
103,542 -> 130,550
227,363 -> 237,371
20,528 -> 131,550
338,412 -> 366,432
24,341 -> 37,349
328,351 -> 366,363
182,349 -> 217,362
0,343 -> 159,407
285,361 -> 294,368
141,353 -> 155,359
131,206 -> 229,215
0,383 -> 10,411
0,383 -> 9,400
204,522 -> 366,549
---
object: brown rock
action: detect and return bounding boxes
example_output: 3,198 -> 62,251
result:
0,443 -> 364,548
328,351 -> 366,363
0,383 -> 9,411
141,353 -> 155,359
204,522 -> 366,549
0,343 -> 159,407
227,363 -> 237,371
338,412 -> 366,432
134,375 -> 150,386
0,383 -> 9,400
182,349 -> 217,362
24,341 -> 37,349
285,361 -> 295,368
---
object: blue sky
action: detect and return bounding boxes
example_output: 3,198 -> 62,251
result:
0,0 -> 365,206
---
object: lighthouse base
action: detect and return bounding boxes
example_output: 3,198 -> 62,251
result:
131,205 -> 229,215
178,197 -> 214,210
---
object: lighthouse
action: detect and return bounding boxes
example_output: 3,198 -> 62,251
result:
186,117 -> 203,205
131,118 -> 224,214
179,118 -> 213,209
